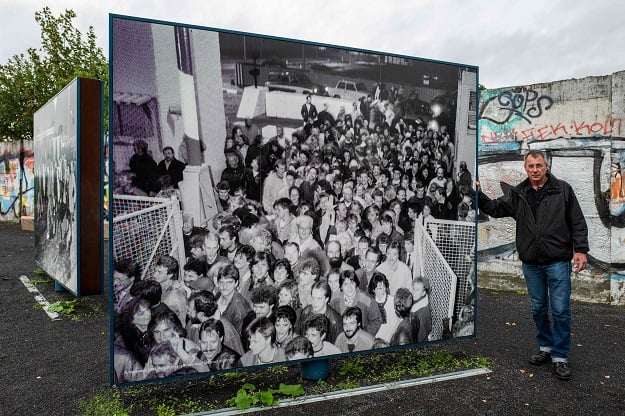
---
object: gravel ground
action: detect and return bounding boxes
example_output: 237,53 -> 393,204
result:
1,221 -> 624,416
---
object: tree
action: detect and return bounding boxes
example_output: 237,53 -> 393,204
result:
0,7 -> 108,142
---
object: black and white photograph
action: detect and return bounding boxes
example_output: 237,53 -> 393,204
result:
34,80 -> 79,294
110,15 -> 478,384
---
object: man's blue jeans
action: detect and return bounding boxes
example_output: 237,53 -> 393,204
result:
522,261 -> 572,362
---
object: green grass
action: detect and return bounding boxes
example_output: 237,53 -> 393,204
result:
77,348 -> 492,415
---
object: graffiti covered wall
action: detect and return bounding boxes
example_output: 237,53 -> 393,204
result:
478,70 -> 625,305
0,141 -> 34,222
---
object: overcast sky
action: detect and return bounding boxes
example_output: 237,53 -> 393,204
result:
1,0 -> 624,89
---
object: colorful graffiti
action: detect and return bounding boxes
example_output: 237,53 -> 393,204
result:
0,141 -> 34,221
480,89 -> 554,125
478,74 -> 625,304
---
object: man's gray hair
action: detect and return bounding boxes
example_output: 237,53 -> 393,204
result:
524,149 -> 548,164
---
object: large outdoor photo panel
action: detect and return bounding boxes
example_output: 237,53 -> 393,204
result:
110,14 -> 478,385
34,78 -> 103,296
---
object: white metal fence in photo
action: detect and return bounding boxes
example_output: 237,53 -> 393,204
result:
112,194 -> 186,280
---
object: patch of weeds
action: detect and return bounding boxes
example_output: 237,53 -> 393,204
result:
339,358 -> 365,377
33,268 -> 48,276
226,383 -> 305,410
515,289 -> 527,295
29,277 -> 53,284
311,379 -> 330,395
76,388 -> 132,416
266,365 -> 289,376
222,370 -> 249,384
46,299 -> 79,316
154,397 -> 203,416
337,380 -> 361,390
43,297 -> 104,320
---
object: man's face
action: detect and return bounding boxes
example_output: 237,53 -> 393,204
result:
152,320 -> 175,344
164,149 -> 174,161
412,281 -> 427,301
343,187 -> 353,202
298,223 -> 312,240
327,273 -> 340,293
183,269 -> 200,285
219,232 -> 233,251
397,189 -> 406,202
333,181 -> 343,195
359,173 -> 369,186
364,252 -> 379,272
113,271 -> 132,294
253,302 -> 272,318
218,277 -> 238,297
358,241 -> 370,259
200,330 -> 222,361
218,189 -> 229,201
305,328 -> 324,350
374,195 -> 384,208
341,278 -> 357,298
152,265 -> 171,284
326,242 -> 341,262
311,287 -> 327,313
276,163 -> 286,178
250,236 -> 266,253
343,315 -> 359,339
386,247 -> 399,267
284,246 -> 299,265
381,220 -> 392,234
524,155 -> 548,186
436,168 -> 445,179
204,238 -> 219,261
307,168 -> 318,182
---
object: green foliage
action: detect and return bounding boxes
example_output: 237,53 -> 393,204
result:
46,299 -> 78,315
339,358 -> 365,377
0,7 -> 108,142
226,383 -> 304,410
76,388 -> 131,416
156,404 -> 176,416
33,268 -> 47,276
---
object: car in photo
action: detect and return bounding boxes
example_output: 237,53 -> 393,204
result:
265,71 -> 328,96
325,80 -> 369,101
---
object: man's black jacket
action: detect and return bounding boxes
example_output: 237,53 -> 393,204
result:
478,172 -> 589,264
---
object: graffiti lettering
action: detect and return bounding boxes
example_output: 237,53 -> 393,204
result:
496,90 -> 554,124
480,118 -> 624,144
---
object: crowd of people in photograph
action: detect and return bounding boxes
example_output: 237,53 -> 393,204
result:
112,90 -> 476,382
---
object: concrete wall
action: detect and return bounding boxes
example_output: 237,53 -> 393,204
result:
478,71 -> 625,305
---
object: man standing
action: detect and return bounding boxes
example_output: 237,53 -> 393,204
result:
157,146 -> 186,188
301,94 -> 318,126
477,149 -> 588,381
